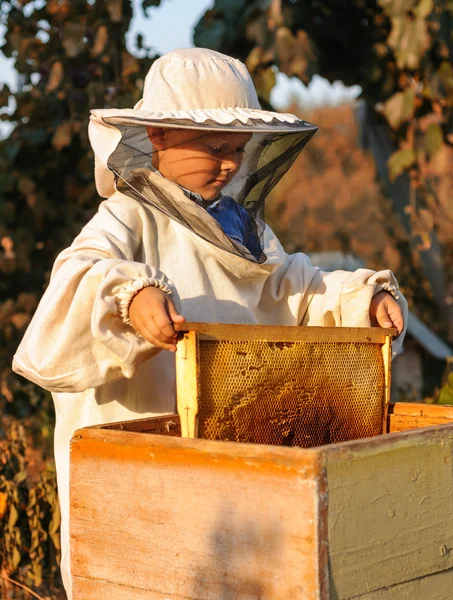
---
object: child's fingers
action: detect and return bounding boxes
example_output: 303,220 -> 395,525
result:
148,314 -> 177,343
150,298 -> 184,341
388,305 -> 404,336
133,309 -> 177,347
376,299 -> 404,336
138,319 -> 177,352
153,308 -> 178,340
128,288 -> 183,352
148,335 -> 177,352
167,298 -> 185,323
375,305 -> 393,329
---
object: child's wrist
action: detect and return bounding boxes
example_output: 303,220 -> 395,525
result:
373,282 -> 399,301
116,277 -> 172,326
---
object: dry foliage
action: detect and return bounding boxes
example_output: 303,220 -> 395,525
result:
196,0 -> 453,227
0,422 -> 62,599
195,0 -> 453,334
267,103 -> 453,329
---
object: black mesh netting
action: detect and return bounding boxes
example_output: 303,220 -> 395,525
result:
104,117 -> 317,263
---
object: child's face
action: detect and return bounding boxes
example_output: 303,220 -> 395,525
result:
147,128 -> 252,201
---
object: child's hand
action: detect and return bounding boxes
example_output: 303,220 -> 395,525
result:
369,291 -> 404,336
129,286 -> 185,352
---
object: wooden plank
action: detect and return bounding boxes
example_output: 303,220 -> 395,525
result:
325,425 -> 453,599
175,322 -> 396,344
96,414 -> 181,436
71,429 -> 328,600
175,330 -> 199,438
387,402 -> 453,433
72,576 -> 174,600
347,567 -> 453,600
389,403 -> 453,418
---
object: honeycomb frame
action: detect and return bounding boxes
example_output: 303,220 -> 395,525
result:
175,323 -> 394,449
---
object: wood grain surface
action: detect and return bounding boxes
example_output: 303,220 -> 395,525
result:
71,429 -> 328,600
175,322 -> 396,344
71,404 -> 453,598
388,402 -> 453,433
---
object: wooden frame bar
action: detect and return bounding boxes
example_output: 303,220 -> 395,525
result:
175,330 -> 200,438
175,323 -> 395,441
175,322 -> 396,343
381,335 -> 393,434
98,414 -> 181,436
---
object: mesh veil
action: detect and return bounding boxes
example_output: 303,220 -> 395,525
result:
104,117 -> 317,263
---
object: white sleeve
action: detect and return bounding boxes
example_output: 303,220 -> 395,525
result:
12,197 -> 172,392
301,267 -> 408,357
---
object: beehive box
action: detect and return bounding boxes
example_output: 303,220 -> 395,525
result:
70,325 -> 453,600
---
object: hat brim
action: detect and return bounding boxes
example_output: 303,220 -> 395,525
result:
91,107 -> 318,134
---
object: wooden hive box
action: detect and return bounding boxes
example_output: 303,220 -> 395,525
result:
70,324 -> 453,600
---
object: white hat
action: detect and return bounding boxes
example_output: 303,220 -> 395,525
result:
89,48 -> 317,198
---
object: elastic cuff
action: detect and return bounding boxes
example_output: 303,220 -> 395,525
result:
374,282 -> 400,301
116,277 -> 172,326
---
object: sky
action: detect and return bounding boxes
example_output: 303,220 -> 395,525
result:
0,0 -> 361,111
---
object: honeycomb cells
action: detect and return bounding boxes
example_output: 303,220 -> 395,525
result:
197,340 -> 385,448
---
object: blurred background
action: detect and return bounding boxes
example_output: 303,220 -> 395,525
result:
1,0 -> 453,597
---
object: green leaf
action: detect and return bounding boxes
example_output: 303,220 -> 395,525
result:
8,503 -> 18,528
12,544 -> 21,570
388,148 -> 416,181
424,123 -> 443,156
414,0 -> 433,18
379,0 -> 433,19
382,88 -> 415,129
378,0 -> 417,18
48,495 -> 60,534
438,61 -> 453,102
61,22 -> 86,58
438,379 -> 453,405
388,15 -> 430,70
13,469 -> 27,484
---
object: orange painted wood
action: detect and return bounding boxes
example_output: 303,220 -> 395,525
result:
72,577 -> 163,599
387,402 -> 453,433
70,428 -> 328,600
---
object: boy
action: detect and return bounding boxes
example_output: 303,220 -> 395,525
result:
13,48 -> 406,598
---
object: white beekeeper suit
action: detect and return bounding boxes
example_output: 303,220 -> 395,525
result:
12,48 -> 407,599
